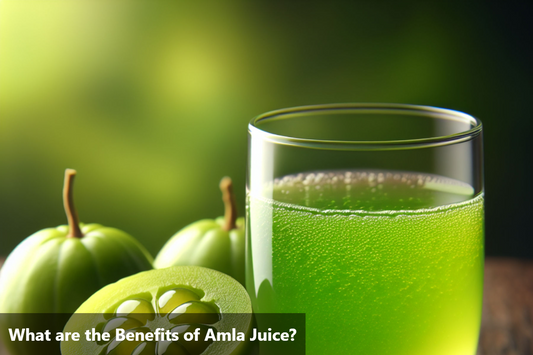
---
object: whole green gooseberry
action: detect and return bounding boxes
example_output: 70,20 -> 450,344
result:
154,178 -> 244,284
0,169 -> 153,355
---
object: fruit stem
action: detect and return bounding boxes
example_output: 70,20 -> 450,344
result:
63,169 -> 84,239
220,177 -> 237,231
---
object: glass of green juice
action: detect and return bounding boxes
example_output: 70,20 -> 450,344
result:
246,104 -> 484,355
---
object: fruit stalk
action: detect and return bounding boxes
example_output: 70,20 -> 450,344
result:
63,169 -> 84,238
220,177 -> 237,231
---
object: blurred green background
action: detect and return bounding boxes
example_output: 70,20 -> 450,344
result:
0,1 -> 531,259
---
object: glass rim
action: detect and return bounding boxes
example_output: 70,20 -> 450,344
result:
249,103 -> 483,151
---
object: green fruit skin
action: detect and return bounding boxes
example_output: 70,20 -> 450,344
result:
0,223 -> 153,355
154,217 -> 245,285
61,266 -> 253,355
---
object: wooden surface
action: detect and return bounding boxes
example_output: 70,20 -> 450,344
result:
477,258 -> 533,355
0,257 -> 532,355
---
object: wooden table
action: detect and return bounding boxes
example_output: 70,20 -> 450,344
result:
1,258 -> 532,355
477,258 -> 533,355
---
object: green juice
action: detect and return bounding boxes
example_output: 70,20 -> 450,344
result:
247,170 -> 484,355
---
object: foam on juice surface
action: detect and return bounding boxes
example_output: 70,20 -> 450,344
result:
270,170 -> 475,211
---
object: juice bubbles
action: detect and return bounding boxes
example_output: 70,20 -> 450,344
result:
247,170 -> 484,355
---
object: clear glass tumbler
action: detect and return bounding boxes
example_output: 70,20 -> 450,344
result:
246,104 -> 484,355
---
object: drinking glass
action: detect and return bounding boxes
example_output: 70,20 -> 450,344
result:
246,104 -> 484,355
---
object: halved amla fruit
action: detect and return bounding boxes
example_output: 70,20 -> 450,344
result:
61,266 -> 252,355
